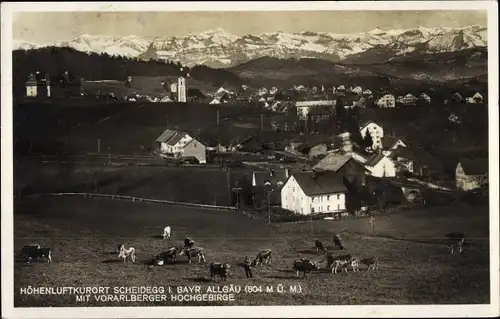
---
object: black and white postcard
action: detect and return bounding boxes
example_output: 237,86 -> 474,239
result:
1,1 -> 499,318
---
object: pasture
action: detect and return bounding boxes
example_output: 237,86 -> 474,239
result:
14,196 -> 490,307
14,101 -> 291,156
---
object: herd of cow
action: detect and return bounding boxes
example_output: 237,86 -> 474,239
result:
18,226 -> 467,281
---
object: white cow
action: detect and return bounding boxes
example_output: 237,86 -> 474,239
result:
118,244 -> 136,263
163,226 -> 171,240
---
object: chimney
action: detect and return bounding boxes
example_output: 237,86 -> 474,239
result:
311,168 -> 317,179
285,168 -> 290,178
338,132 -> 353,155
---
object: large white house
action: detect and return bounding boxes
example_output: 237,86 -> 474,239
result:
364,153 -> 396,178
360,121 -> 384,149
281,171 -> 347,215
376,94 -> 396,108
400,93 -> 417,106
155,129 -> 206,163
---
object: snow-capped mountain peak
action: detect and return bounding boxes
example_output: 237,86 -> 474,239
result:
13,25 -> 487,68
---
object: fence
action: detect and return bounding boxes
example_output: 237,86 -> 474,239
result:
24,192 -> 240,212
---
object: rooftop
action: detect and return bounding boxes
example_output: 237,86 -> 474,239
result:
293,171 -> 347,196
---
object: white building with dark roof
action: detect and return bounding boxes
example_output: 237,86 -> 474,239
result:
155,129 -> 206,163
364,153 -> 396,178
281,171 -> 348,215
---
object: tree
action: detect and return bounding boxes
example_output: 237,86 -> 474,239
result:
334,97 -> 346,119
363,133 -> 374,149
347,117 -> 363,148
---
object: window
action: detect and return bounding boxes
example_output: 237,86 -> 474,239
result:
327,205 -> 330,211
337,204 -> 340,210
337,194 -> 340,200
311,208 -> 315,213
327,195 -> 330,200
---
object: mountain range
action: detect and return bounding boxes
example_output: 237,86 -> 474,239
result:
13,25 -> 487,68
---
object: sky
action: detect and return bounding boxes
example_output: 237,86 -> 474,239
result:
13,10 -> 487,43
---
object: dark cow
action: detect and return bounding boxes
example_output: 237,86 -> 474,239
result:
251,249 -> 272,266
209,262 -> 230,281
333,234 -> 344,250
20,245 -> 52,263
155,247 -> 178,265
359,257 -> 379,271
292,258 -> 319,278
184,237 -> 195,249
315,239 -> 327,253
180,247 -> 206,264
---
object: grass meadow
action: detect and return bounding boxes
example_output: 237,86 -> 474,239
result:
13,196 -> 490,307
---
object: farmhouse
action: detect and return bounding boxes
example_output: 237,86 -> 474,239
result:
363,89 -> 373,97
155,129 -> 207,163
351,86 -> 363,95
252,169 -> 290,188
291,142 -> 329,159
455,159 -> 488,191
313,152 -> 367,188
375,94 -> 396,108
420,93 -> 431,104
400,93 -> 417,106
295,100 -> 336,119
360,121 -> 384,149
466,92 -> 484,104
25,73 -> 44,97
281,171 -> 347,215
364,153 -> 396,178
451,92 -> 464,104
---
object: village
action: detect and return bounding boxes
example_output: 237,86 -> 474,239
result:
21,71 -> 490,221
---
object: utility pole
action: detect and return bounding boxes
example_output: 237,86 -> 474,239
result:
261,113 -> 264,131
266,186 -> 273,225
217,109 -> 220,126
97,138 -> 101,154
108,146 -> 111,164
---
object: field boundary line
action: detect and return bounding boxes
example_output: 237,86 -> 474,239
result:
23,192 -> 243,212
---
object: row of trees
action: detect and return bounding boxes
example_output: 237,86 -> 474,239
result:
12,47 -> 243,96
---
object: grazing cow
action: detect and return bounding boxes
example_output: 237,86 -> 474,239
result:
155,247 -> 177,265
20,245 -> 52,263
184,237 -> 195,249
163,226 -> 171,240
359,257 -> 379,271
180,247 -> 206,264
450,238 -> 466,256
446,233 -> 466,256
345,257 -> 360,272
293,258 -> 319,278
252,249 -> 272,266
118,244 -> 136,263
333,234 -> 344,250
331,254 -> 353,274
209,262 -> 230,281
315,239 -> 327,253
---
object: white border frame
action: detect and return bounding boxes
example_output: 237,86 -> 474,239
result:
1,2 -> 499,318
